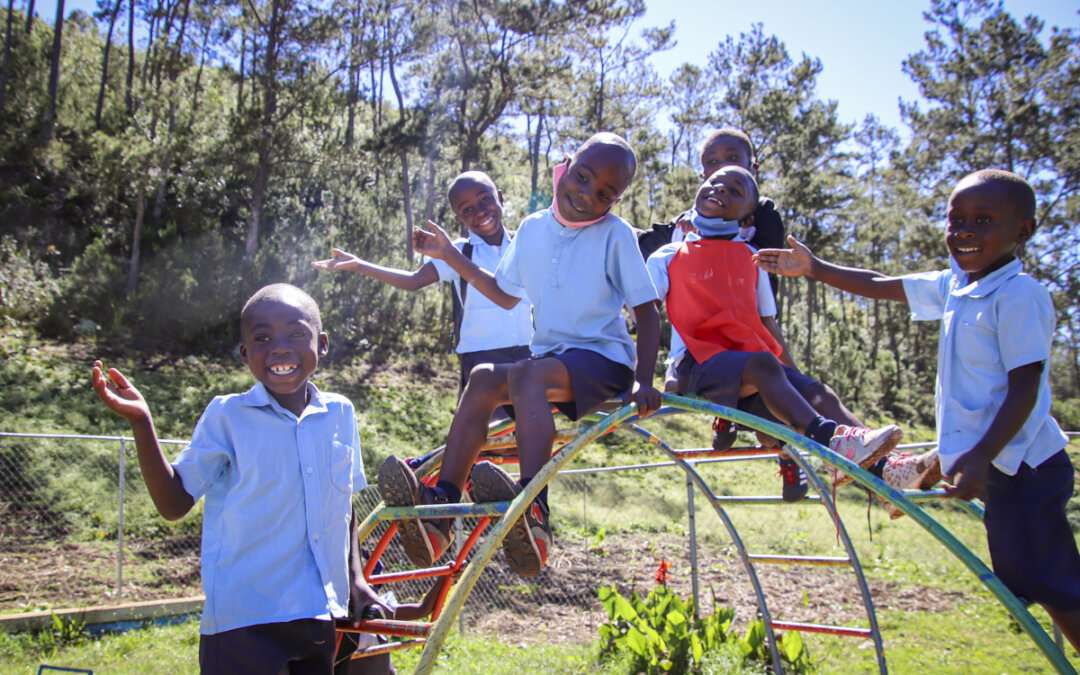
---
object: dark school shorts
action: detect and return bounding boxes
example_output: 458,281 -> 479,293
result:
676,350 -> 819,413
457,345 -> 533,391
538,348 -> 634,422
200,618 -> 336,675
983,449 -> 1080,611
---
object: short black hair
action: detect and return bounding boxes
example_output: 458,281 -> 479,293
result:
965,169 -> 1037,221
447,171 -> 498,203
703,128 -> 755,164
577,132 -> 637,184
241,284 -> 321,334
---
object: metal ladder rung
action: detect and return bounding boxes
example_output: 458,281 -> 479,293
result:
335,618 -> 432,639
769,620 -> 873,638
748,554 -> 852,567
672,446 -> 780,460
711,495 -> 820,505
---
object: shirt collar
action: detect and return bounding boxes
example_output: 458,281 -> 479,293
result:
239,381 -> 327,417
467,227 -> 509,250
950,256 -> 1022,299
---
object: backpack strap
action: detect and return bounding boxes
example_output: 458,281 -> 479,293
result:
450,242 -> 474,350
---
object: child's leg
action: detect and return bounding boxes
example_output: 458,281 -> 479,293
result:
505,356 -> 574,480
1045,607 -> 1080,652
739,353 -> 820,432
799,380 -> 860,427
437,363 -> 515,490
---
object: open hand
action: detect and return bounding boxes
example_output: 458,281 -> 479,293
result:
311,248 -> 361,272
753,235 -> 814,277
624,381 -> 662,419
411,221 -> 454,259
92,360 -> 151,424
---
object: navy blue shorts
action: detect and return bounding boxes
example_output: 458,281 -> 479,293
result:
983,449 -> 1080,611
538,348 -> 634,422
457,345 -> 532,391
676,350 -> 819,415
200,618 -> 336,675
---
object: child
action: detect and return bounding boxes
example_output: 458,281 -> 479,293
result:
379,132 -> 663,577
312,171 -> 533,392
754,169 -> 1080,647
92,283 -> 385,673
646,165 -> 908,492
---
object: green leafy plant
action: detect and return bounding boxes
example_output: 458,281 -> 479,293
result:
596,584 -> 813,673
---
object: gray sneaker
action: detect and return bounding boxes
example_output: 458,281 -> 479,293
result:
469,461 -> 552,578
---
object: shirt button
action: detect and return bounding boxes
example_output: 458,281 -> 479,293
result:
313,533 -> 319,541
306,467 -> 313,474
551,258 -> 557,263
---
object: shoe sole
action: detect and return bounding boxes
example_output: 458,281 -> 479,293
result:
887,456 -> 944,520
470,462 -> 545,578
378,457 -> 438,568
834,426 -> 903,488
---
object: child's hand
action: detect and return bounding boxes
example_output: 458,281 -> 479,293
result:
943,451 -> 990,501
351,578 -> 392,622
411,221 -> 454,259
625,381 -> 662,418
675,215 -> 696,236
311,248 -> 361,272
92,360 -> 151,424
753,235 -> 814,277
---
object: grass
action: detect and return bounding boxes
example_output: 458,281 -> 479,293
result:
3,331 -> 1080,672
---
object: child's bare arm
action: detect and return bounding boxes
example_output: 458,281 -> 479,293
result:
626,302 -> 662,418
754,236 -> 908,303
413,221 -> 522,310
311,248 -> 439,291
92,361 -> 194,520
761,316 -> 797,370
945,362 -> 1043,501
348,510 -> 391,618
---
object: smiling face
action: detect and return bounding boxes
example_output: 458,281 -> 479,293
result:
694,167 -> 758,223
699,133 -> 754,179
449,174 -> 504,245
555,140 -> 635,223
239,293 -> 328,415
945,175 -> 1035,282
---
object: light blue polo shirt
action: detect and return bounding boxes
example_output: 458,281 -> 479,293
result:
425,228 -> 533,354
647,234 -> 776,368
902,258 -> 1067,476
172,381 -> 365,635
494,208 -> 658,369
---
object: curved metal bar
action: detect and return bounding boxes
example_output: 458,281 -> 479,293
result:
618,421 -> 786,672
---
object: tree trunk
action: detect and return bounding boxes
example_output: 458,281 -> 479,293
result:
423,156 -> 436,225
190,14 -> 210,113
95,0 -> 122,127
244,0 -> 282,262
0,0 -> 14,111
387,19 -> 413,263
803,279 -> 814,370
125,0 -> 134,112
25,0 -> 34,35
41,0 -> 64,143
126,158 -> 152,295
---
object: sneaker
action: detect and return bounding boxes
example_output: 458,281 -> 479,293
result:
469,461 -> 552,578
880,450 -> 942,519
777,446 -> 808,502
712,417 -> 737,452
829,424 -> 903,488
377,456 -> 453,568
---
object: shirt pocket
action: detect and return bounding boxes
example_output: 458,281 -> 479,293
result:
329,439 -> 354,493
955,310 -> 1001,372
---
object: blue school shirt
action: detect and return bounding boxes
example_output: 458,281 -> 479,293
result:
171,381 -> 366,635
647,235 -> 776,369
494,208 -> 658,369
901,258 -> 1068,476
425,227 -> 533,354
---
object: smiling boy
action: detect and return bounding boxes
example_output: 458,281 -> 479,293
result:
93,283 -> 381,673
382,132 -> 662,577
647,166 -> 907,489
754,169 -> 1080,648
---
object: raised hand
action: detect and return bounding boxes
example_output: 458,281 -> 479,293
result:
311,248 -> 362,272
92,360 -> 151,424
411,221 -> 454,260
753,235 -> 815,277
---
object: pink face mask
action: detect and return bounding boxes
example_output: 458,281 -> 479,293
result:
550,162 -> 617,229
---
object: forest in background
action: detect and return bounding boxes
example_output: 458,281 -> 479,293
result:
1,0 -> 1078,429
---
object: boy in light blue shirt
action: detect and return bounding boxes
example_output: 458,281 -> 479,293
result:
755,169 -> 1080,649
381,133 -> 662,578
93,283 -> 383,673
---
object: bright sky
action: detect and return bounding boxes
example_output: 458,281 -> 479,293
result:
39,0 -> 1079,135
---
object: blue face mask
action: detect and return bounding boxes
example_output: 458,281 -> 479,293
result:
688,208 -> 757,241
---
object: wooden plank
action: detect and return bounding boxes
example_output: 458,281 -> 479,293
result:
0,596 -> 204,633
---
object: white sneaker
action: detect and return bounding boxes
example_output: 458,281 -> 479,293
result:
829,424 -> 902,488
880,450 -> 942,519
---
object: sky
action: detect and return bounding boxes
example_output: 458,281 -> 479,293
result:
36,0 -> 1080,135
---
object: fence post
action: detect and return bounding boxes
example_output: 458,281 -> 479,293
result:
117,437 -> 125,600
686,471 -> 699,620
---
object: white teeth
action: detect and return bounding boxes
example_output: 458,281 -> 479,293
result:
271,365 -> 296,375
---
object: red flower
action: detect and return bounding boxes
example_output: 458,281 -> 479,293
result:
655,559 -> 672,585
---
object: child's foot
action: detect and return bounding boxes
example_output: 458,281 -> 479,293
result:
880,450 -> 942,519
778,446 -> 808,502
712,417 -> 737,452
469,461 -> 552,578
377,456 -> 454,568
829,424 -> 902,487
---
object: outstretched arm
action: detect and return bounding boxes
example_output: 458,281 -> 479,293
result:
92,361 -> 194,520
412,221 -> 521,310
311,248 -> 439,291
754,236 -> 908,303
625,302 -> 662,418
